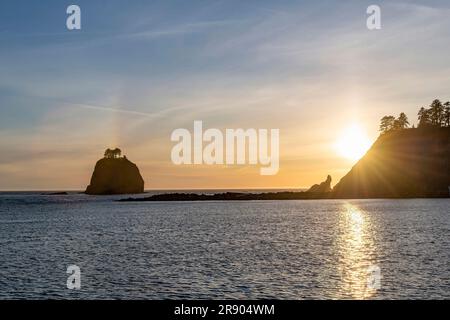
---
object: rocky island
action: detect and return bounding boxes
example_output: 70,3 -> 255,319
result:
85,148 -> 144,195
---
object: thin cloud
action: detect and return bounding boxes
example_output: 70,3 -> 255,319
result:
122,19 -> 249,40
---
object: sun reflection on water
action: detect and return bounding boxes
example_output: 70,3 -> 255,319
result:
336,203 -> 378,299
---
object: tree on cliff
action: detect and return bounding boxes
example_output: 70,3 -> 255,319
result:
395,112 -> 409,129
444,102 -> 450,127
429,99 -> 445,126
379,116 -> 396,133
418,99 -> 450,127
418,107 -> 431,127
379,113 -> 409,133
380,99 -> 449,132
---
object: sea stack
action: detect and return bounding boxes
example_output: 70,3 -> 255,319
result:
306,175 -> 332,193
85,148 -> 145,195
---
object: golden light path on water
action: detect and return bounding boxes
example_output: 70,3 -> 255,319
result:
336,203 -> 379,299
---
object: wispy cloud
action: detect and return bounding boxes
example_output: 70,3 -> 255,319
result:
124,19 -> 247,39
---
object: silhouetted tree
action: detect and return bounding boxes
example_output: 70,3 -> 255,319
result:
104,148 -> 113,158
418,106 -> 431,127
379,115 -> 396,133
104,148 -> 122,159
381,99 -> 449,132
444,101 -> 450,127
112,148 -> 122,158
429,99 -> 444,126
396,112 -> 409,129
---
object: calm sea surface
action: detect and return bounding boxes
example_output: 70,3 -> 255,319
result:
0,192 -> 448,299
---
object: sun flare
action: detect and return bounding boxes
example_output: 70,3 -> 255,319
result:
335,124 -> 371,161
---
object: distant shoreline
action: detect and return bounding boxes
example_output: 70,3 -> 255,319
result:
1,189 -> 448,200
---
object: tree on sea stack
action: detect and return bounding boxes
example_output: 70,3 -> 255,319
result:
104,148 -> 122,159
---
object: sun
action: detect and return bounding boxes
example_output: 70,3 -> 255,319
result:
335,124 -> 371,161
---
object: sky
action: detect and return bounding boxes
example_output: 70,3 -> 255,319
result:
1,0 -> 450,190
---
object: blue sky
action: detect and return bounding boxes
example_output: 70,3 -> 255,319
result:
1,0 -> 450,190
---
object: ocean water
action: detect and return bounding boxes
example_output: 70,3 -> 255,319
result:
0,192 -> 448,299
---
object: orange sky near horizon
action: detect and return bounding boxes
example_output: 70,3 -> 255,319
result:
1,1 -> 449,191
0,107 -> 379,191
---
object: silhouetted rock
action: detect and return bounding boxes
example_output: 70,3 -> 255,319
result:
43,192 -> 68,195
333,127 -> 450,198
306,175 -> 332,193
85,156 -> 144,195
